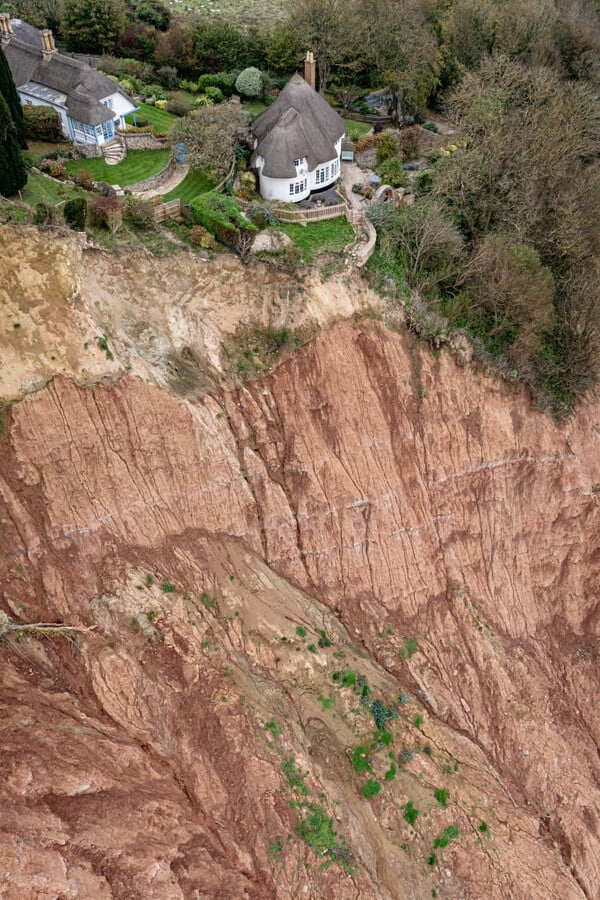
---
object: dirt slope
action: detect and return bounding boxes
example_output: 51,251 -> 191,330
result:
0,227 -> 598,899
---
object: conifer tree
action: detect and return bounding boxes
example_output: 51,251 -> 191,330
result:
0,44 -> 26,148
0,92 -> 27,196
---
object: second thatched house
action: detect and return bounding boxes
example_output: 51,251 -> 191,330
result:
251,55 -> 345,203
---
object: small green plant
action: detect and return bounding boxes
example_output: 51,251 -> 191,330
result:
385,762 -> 397,781
361,779 -> 382,799
317,694 -> 335,711
264,719 -> 283,740
433,825 -> 460,849
434,788 -> 448,808
97,334 -> 114,360
296,626 -> 307,638
146,610 -> 159,621
427,853 -> 436,866
413,713 -> 424,728
378,730 -> 393,746
404,801 -> 419,826
145,574 -> 154,587
332,669 -> 357,687
422,744 -> 432,756
200,592 -> 217,609
307,643 -> 317,653
318,629 -> 332,648
350,745 -> 372,775
160,582 -> 175,593
478,821 -> 489,834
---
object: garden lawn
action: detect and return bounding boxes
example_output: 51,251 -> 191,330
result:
243,100 -> 268,119
21,171 -> 84,207
65,150 -> 170,186
279,217 -> 355,264
126,102 -> 178,132
344,119 -> 372,141
163,168 -> 215,203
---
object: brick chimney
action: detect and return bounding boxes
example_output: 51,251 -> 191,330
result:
0,13 -> 13,43
41,29 -> 57,59
304,51 -> 316,91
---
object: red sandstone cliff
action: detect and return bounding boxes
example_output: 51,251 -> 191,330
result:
0,228 -> 598,899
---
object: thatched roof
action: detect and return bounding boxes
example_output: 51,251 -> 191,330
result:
252,74 -> 345,178
4,19 -> 133,127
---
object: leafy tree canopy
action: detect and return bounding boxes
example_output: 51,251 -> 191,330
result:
62,0 -> 128,54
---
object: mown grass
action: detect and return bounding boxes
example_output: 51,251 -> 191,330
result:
20,171 -> 85,207
278,217 -> 355,263
243,99 -> 268,119
65,149 -> 170,186
126,102 -> 178,132
163,168 -> 215,203
344,119 -> 372,141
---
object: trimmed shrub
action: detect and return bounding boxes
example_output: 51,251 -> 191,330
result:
63,197 -> 87,230
235,67 -> 263,98
204,86 -> 224,103
165,100 -> 188,117
23,105 -> 63,142
155,99 -> 168,110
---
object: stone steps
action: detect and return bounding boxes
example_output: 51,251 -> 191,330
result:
102,137 -> 126,166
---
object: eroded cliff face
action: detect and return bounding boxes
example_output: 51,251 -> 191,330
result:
1,227 -> 599,900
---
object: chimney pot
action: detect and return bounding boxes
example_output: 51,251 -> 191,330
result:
0,13 -> 13,41
304,50 -> 316,91
41,29 -> 56,58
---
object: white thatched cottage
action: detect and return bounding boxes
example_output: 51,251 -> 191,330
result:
0,14 -> 136,146
251,55 -> 345,203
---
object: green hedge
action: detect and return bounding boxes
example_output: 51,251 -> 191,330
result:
23,105 -> 63,142
190,192 -> 257,260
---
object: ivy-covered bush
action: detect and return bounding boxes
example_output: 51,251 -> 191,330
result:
190,191 -> 257,259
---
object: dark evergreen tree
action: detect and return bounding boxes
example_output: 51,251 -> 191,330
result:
0,92 -> 27,196
0,44 -> 26,148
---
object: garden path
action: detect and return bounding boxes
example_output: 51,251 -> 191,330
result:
136,163 -> 189,198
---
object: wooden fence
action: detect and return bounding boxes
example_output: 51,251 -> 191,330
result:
152,198 -> 182,223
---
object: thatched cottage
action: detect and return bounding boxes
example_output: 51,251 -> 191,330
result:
0,14 -> 136,146
251,55 -> 345,203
